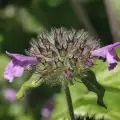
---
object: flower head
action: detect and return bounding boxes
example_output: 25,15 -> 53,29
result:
27,28 -> 100,86
4,89 -> 16,102
4,51 -> 38,82
91,42 -> 120,70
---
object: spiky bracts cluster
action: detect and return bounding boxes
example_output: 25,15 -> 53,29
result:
27,28 -> 100,86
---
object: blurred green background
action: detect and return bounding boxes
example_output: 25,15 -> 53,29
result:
0,0 -> 120,120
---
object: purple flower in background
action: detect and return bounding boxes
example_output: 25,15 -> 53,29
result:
4,51 -> 38,82
41,99 -> 55,120
4,89 -> 16,102
91,42 -> 120,70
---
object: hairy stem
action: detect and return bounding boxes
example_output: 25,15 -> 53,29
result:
64,84 -> 75,120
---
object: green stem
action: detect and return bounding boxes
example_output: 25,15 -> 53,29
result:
64,84 -> 75,120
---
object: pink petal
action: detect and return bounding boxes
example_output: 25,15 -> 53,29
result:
13,65 -> 24,77
110,42 -> 120,49
4,60 -> 14,82
91,42 -> 120,58
106,52 -> 116,63
4,51 -> 38,82
6,51 -> 38,64
109,49 -> 120,62
91,49 -> 107,57
4,60 -> 24,82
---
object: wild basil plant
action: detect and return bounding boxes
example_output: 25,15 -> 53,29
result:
4,28 -> 120,120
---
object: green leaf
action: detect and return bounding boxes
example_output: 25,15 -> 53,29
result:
16,74 -> 42,99
79,70 -> 106,109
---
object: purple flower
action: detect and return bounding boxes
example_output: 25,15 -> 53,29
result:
41,99 -> 55,120
87,59 -> 94,66
4,89 -> 16,102
91,42 -> 120,70
4,51 -> 38,82
65,70 -> 72,79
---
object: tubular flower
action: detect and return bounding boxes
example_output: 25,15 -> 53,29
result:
27,28 -> 100,86
91,42 -> 120,70
4,51 -> 38,82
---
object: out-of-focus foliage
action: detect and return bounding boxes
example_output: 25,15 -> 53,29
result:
112,0 -> 120,37
0,0 -> 120,120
